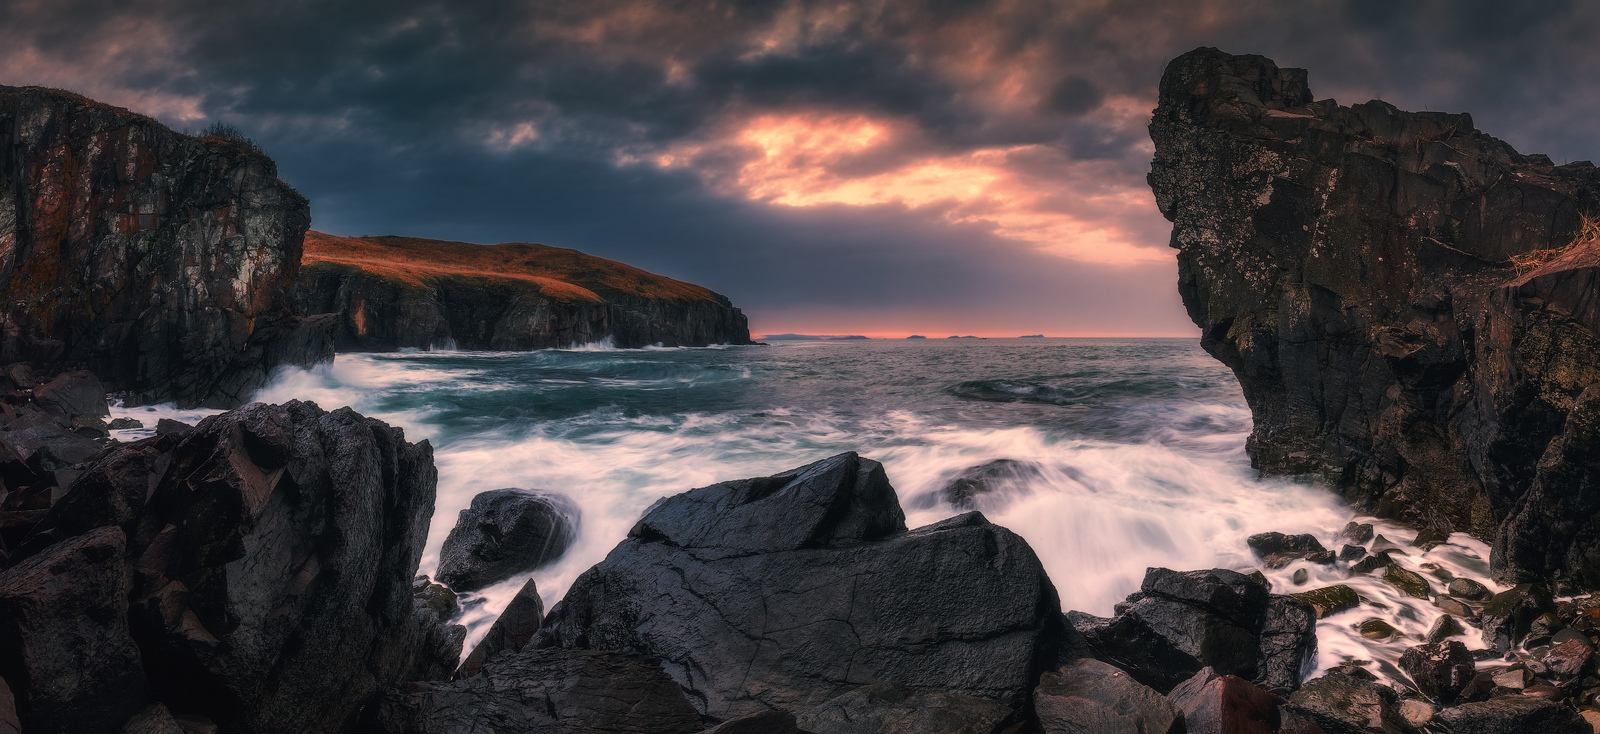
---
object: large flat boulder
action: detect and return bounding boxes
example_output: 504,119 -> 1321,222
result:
537,452 -> 1065,721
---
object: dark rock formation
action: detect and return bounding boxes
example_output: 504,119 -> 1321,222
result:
1248,531 -> 1335,568
1433,696 -> 1590,734
1480,583 -> 1555,651
1069,567 -> 1317,693
1033,658 -> 1181,734
290,232 -> 753,350
2,400 -> 458,733
436,488 -> 578,591
536,452 -> 1065,721
370,648 -> 703,734
1397,642 -> 1474,705
0,87 -> 333,408
1149,47 -> 1600,586
908,458 -> 1043,510
704,710 -> 803,734
456,577 -> 543,679
1169,667 -> 1283,734
795,684 -> 1013,734
1285,672 -> 1412,734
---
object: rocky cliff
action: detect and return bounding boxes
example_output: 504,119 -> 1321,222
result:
290,232 -> 753,350
1149,47 -> 1600,587
0,87 -> 333,408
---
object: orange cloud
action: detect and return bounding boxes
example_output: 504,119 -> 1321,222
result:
650,108 -> 1166,265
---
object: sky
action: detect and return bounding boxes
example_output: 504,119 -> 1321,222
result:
6,0 -> 1600,337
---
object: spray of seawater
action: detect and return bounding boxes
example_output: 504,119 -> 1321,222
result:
105,340 -> 1506,683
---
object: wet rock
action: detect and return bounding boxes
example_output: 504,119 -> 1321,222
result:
1168,666 -> 1282,734
107,417 -> 144,430
370,648 -> 702,734
1397,641 -> 1475,704
457,577 -> 544,679
1482,584 -> 1557,651
1433,595 -> 1481,619
703,710 -> 802,734
1285,672 -> 1412,734
412,576 -> 459,620
1530,612 -> 1566,645
436,488 -> 579,592
0,678 -> 15,734
1411,527 -> 1450,551
1293,585 -> 1360,619
1524,684 -> 1565,701
1383,566 -> 1432,599
1339,523 -> 1375,545
1553,628 -> 1592,647
1492,668 -> 1530,690
1546,638 -> 1595,678
1446,578 -> 1492,601
120,702 -> 185,734
1249,532 -> 1335,568
1340,544 -> 1368,562
1074,568 -> 1317,693
1396,699 -> 1435,729
0,526 -> 149,733
1294,568 -> 1309,585
797,683 -> 1013,734
14,401 -> 458,733
1351,552 -> 1394,576
154,418 -> 194,436
1426,615 -> 1466,643
1434,696 -> 1590,734
0,86 -> 334,408
32,371 -> 108,422
922,458 -> 1043,509
1358,619 -> 1397,640
1371,536 -> 1409,556
1033,659 -> 1181,734
538,452 -> 1063,720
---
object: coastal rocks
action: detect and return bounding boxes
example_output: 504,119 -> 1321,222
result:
1293,585 -> 1360,618
1169,667 -> 1284,734
1432,696 -> 1590,734
370,648 -> 702,734
1397,642 -> 1475,704
4,400 -> 458,733
0,86 -> 333,408
1382,566 -> 1432,599
795,684 -> 1013,734
1285,672 -> 1413,734
1248,532 -> 1334,568
1148,47 -> 1600,586
1069,567 -> 1317,693
290,232 -> 753,351
1033,659 -> 1182,734
436,488 -> 578,591
456,577 -> 543,679
31,370 -> 109,435
917,458 -> 1043,509
536,452 -> 1065,720
1481,584 -> 1556,651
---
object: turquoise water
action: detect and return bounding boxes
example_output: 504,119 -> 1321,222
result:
112,338 -> 1504,680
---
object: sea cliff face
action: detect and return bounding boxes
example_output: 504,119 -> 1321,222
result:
1149,47 -> 1600,586
290,232 -> 753,350
0,87 -> 333,408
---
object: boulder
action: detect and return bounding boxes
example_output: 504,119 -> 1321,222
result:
537,452 -> 1064,720
120,702 -> 186,734
1481,584 -> 1556,651
1445,578 -> 1492,601
1338,523 -> 1374,545
703,710 -> 803,734
1350,553 -> 1394,576
1382,566 -> 1431,599
436,488 -> 579,591
457,576 -> 544,679
32,371 -> 109,421
914,458 -> 1043,509
796,683 -> 1012,734
1425,615 -> 1466,643
1033,659 -> 1181,734
1285,672 -> 1413,734
154,419 -> 193,436
1248,532 -> 1334,568
1168,667 -> 1282,734
1543,637 -> 1594,678
1071,568 -> 1317,693
0,526 -> 149,733
370,648 -> 702,734
1433,696 -> 1590,734
1339,545 -> 1367,562
12,401 -> 459,733
1293,585 -> 1361,619
1396,642 -> 1474,704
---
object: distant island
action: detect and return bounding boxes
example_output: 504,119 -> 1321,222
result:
947,335 -> 982,339
905,335 -> 927,339
760,334 -> 870,341
1019,334 -> 1044,338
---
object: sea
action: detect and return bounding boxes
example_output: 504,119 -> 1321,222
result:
109,337 -> 1507,683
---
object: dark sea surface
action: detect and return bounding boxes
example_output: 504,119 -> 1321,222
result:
112,337 -> 1505,680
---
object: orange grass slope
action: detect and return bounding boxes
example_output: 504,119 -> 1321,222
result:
301,231 -> 724,305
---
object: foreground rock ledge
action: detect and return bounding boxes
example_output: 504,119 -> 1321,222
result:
1149,47 -> 1600,586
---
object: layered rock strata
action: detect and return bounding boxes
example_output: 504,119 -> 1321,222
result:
0,87 -> 333,408
1149,47 -> 1600,585
291,232 -> 753,350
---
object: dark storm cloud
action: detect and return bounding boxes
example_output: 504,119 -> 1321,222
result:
4,0 -> 1599,334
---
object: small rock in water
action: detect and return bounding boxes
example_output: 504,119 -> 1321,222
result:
1338,522 -> 1374,544
154,418 -> 193,436
1359,618 -> 1398,640
1544,638 -> 1594,678
1397,641 -> 1475,704
1529,612 -> 1565,646
927,458 -> 1044,509
1292,568 -> 1308,586
1422,563 -> 1453,581
1397,699 -> 1437,728
1426,615 -> 1466,643
1247,532 -> 1334,569
1292,585 -> 1360,619
1447,578 -> 1492,601
1412,526 -> 1450,551
1434,595 -> 1481,619
1371,534 -> 1409,555
1383,565 -> 1431,599
107,417 -> 142,430
1492,667 -> 1530,690
1338,544 -> 1366,562
1349,551 -> 1394,575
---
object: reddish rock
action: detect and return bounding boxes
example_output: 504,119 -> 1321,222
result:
1397,641 -> 1475,704
1168,667 -> 1281,734
1545,637 -> 1595,678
